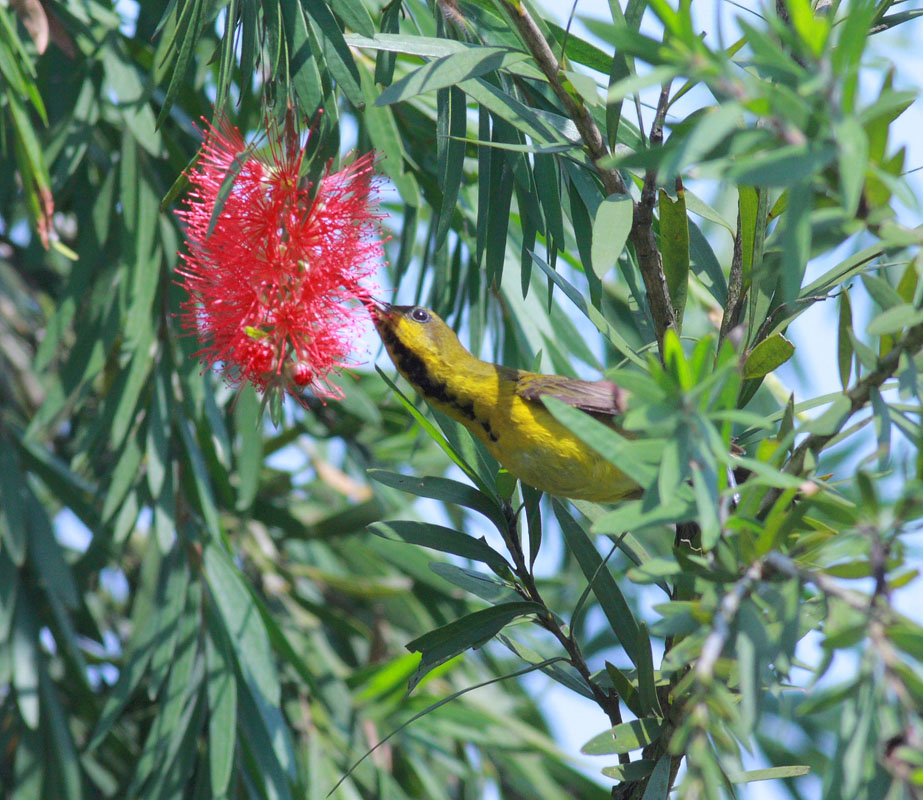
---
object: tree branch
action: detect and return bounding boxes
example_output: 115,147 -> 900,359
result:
787,321 -> 923,477
497,0 -> 677,355
696,559 -> 765,682
498,503 -> 627,768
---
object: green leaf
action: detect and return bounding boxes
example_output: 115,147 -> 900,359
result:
375,365 -> 495,498
377,47 -> 529,106
146,555 -> 190,701
635,622 -> 663,717
204,545 -> 279,706
800,395 -> 853,436
595,492 -> 694,537
835,117 -> 869,214
233,384 -> 263,512
650,600 -> 700,637
553,500 -> 640,665
529,249 -> 645,366
548,21 -> 614,73
155,0 -> 205,129
692,464 -> 720,551
205,605 -> 237,798
26,492 -> 78,609
776,182 -> 812,308
367,470 -> 507,535
659,188 -> 690,325
405,602 -> 542,691
866,303 -> 923,336
109,326 -> 155,453
87,611 -> 159,749
591,193 -> 633,279
461,78 -> 574,146
435,86 -> 467,250
39,673 -> 83,800
581,717 -> 662,755
602,760 -> 656,781
346,32 -> 485,58
125,585 -> 202,798
176,417 -> 221,537
281,1 -> 322,113
728,765 -> 811,783
0,553 -> 19,643
370,521 -> 511,574
303,0 -> 363,106
485,139 -> 515,288
727,143 -> 836,187
542,397 -> 655,488
642,754 -> 672,799
861,273 -> 904,310
743,334 -> 795,378
0,446 -> 27,565
838,291 -> 854,389
660,103 -> 742,182
605,661 -> 643,717
689,221 -> 728,306
237,682 -> 294,800
12,597 -> 40,728
605,65 -> 679,108
12,726 -> 42,800
146,371 -> 169,498
204,544 -> 296,778
428,562 -> 517,603
329,0 -> 375,38
358,62 -> 420,206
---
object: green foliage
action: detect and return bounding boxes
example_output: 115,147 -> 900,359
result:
2,1 -> 923,799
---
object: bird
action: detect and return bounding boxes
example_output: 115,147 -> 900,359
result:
368,299 -> 638,503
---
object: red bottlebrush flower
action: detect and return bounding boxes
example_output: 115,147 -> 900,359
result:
176,117 -> 383,403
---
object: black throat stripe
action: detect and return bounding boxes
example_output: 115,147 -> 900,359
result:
380,326 -> 499,442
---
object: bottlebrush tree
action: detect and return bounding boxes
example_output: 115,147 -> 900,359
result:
1,2 -> 923,800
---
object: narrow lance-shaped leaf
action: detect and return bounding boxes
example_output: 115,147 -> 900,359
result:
368,520 -> 512,575
659,186 -> 689,326
553,500 -> 640,666
205,603 -> 238,798
838,290 -> 854,389
743,333 -> 795,379
405,602 -> 543,691
591,193 -> 633,279
582,718 -> 663,755
367,469 -> 508,534
376,47 -> 529,106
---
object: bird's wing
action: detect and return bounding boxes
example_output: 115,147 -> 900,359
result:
515,373 -> 628,416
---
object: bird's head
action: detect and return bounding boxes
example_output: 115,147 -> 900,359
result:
366,299 -> 473,374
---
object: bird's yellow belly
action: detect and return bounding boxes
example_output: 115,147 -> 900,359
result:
480,397 -> 638,503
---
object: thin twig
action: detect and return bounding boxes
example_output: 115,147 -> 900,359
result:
764,551 -> 894,618
787,322 -> 923,478
500,503 -> 628,760
696,560 -> 764,681
641,84 -> 672,211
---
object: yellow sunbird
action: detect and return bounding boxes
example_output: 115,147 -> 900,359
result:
369,300 -> 638,502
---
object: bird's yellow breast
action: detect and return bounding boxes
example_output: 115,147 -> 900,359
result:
396,357 -> 635,503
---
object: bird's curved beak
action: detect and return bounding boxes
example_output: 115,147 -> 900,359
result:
362,296 -> 393,326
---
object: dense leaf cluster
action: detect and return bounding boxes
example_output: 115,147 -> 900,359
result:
1,1 -> 922,799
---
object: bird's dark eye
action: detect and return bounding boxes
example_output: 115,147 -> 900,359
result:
410,307 -> 431,323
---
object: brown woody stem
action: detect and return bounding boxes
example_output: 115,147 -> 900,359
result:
497,0 -> 677,356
